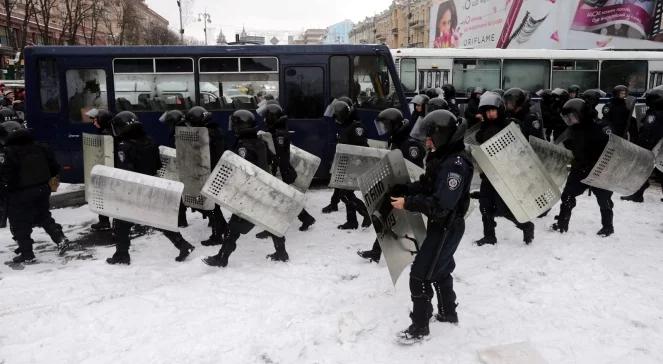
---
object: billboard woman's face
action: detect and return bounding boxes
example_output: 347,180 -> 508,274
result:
438,9 -> 452,34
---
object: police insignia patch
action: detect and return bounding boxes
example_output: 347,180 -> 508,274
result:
277,136 -> 285,146
409,147 -> 419,158
0,152 -> 5,164
603,126 -> 612,135
238,147 -> 247,158
532,120 -> 541,129
447,172 -> 461,191
118,151 -> 126,163
602,106 -> 610,115
355,127 -> 364,136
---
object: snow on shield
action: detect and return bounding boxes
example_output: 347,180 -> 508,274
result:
175,126 -> 214,210
201,151 -> 305,237
82,133 -> 114,202
87,165 -> 184,232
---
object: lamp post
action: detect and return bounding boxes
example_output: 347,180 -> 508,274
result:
198,11 -> 212,45
176,1 -> 184,43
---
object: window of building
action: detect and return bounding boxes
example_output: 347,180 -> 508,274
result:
66,69 -> 108,123
649,72 -> 663,89
399,58 -> 417,93
502,59 -> 550,93
352,55 -> 400,109
0,28 -> 9,46
600,60 -> 648,95
38,59 -> 60,113
330,56 -> 351,99
285,67 -> 324,119
198,57 -> 279,110
552,60 -> 599,91
452,59 -> 501,96
113,58 -> 195,111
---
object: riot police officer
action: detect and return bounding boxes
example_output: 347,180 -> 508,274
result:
86,108 -> 116,231
504,88 -> 544,140
621,86 -> 663,202
474,92 -> 535,246
553,99 -> 615,236
0,121 -> 72,263
547,88 -> 570,140
427,98 -> 449,113
568,84 -> 582,99
464,86 -> 485,127
357,108 -> 426,263
203,110 -> 289,267
602,85 -> 633,138
106,111 -> 196,265
537,89 -> 554,140
410,94 -> 429,124
441,84 -> 461,118
389,110 -> 473,343
331,100 -> 371,230
158,109 -> 190,228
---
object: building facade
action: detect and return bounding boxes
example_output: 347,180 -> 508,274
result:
350,0 -> 430,48
323,19 -> 353,44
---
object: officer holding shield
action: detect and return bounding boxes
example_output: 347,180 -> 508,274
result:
86,108 -> 116,231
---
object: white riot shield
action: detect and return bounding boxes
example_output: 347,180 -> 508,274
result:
529,136 -> 573,188
464,123 -> 480,146
581,134 -> 655,196
175,126 -> 214,210
157,146 -> 178,181
87,165 -> 184,232
653,139 -> 663,173
201,151 -> 306,237
358,150 -> 427,285
471,123 -> 560,223
83,133 -> 114,202
258,131 -> 321,192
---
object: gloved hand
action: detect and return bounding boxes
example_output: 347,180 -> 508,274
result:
389,184 -> 409,197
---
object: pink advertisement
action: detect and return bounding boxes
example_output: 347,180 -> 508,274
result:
572,0 -> 657,39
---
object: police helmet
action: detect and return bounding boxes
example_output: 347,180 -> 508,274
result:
581,89 -> 607,109
552,88 -> 570,100
337,96 -> 354,106
560,98 -> 586,126
185,106 -> 212,127
492,88 -> 505,97
0,120 -> 24,144
503,88 -> 528,113
568,84 -> 582,98
421,88 -> 440,99
441,84 -> 456,100
230,109 -> 256,135
613,85 -> 628,99
644,86 -> 663,110
478,91 -> 505,119
159,110 -> 185,131
411,94 -> 430,106
332,100 -> 352,125
426,98 -> 449,113
110,111 -> 139,137
374,108 -> 405,136
410,110 -> 465,150
0,108 -> 19,122
264,104 -> 286,130
471,86 -> 486,97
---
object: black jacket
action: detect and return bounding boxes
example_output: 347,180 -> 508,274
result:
390,126 -> 425,168
235,130 -> 269,172
508,105 -> 544,141
602,99 -> 632,138
565,119 -> 612,173
637,109 -> 663,150
116,128 -> 161,176
337,120 -> 369,147
270,128 -> 298,184
0,130 -> 59,192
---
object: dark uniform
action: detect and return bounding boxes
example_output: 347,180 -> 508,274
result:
553,99 -> 615,236
547,88 -> 570,141
464,87 -> 484,128
0,122 -> 71,263
441,84 -> 461,118
504,88 -> 544,141
106,112 -> 195,265
474,92 -> 535,246
203,110 -> 289,267
159,109 -> 190,228
87,108 -> 115,231
410,94 -> 429,126
537,89 -> 554,140
602,85 -> 633,138
394,110 -> 473,343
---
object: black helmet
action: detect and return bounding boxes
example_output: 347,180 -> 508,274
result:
333,100 -> 353,125
410,110 -> 465,149
110,111 -> 139,137
185,106 -> 212,127
552,88 -> 570,100
561,98 -> 587,126
492,88 -> 505,97
644,86 -> 663,110
421,88 -> 440,99
478,91 -> 505,119
96,110 -> 114,130
441,84 -> 456,100
0,120 -> 24,144
337,96 -> 354,107
230,109 -> 256,135
411,94 -> 430,106
374,108 -> 405,136
568,84 -> 582,97
264,104 -> 286,130
0,108 -> 19,122
503,88 -> 528,113
581,89 -> 607,109
471,86 -> 486,97
613,85 -> 628,99
426,98 -> 449,113
159,110 -> 185,131
536,89 -> 553,103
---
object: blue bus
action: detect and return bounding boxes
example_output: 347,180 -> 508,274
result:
23,45 -> 409,183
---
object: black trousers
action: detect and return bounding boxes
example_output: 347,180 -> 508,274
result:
112,219 -> 188,254
338,189 -> 368,223
558,168 -> 614,228
222,215 -> 285,253
8,185 -> 64,255
478,178 -> 530,237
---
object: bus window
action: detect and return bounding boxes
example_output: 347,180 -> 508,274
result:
198,57 -> 279,111
552,60 -> 598,91
352,55 -> 400,110
503,59 -> 550,93
38,59 -> 60,112
650,72 -> 663,89
399,58 -> 416,93
113,58 -> 195,112
330,56 -> 351,99
452,59 -> 500,96
600,60 -> 648,95
66,69 -> 108,123
285,67 -> 324,119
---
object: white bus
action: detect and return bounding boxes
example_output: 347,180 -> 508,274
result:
391,48 -> 663,99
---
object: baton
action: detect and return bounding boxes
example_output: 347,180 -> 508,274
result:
425,210 -> 457,281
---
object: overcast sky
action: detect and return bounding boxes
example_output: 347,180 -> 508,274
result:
144,0 -> 393,42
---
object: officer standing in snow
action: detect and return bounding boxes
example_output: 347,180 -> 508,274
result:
552,99 -> 615,237
203,110 -> 289,267
331,100 -> 371,230
602,85 -> 633,138
86,108 -> 116,232
504,88 -> 544,140
0,120 -> 72,263
357,108 -> 426,263
621,86 -> 663,203
158,109 -> 189,227
474,92 -> 535,246
389,110 -> 472,343
105,111 -> 196,265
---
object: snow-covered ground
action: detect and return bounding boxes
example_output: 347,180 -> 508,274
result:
1,187 -> 663,363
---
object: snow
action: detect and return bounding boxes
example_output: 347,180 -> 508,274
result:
2,187 -> 663,363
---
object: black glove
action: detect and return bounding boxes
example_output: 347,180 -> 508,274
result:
389,184 -> 409,197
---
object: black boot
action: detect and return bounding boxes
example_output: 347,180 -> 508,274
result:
337,221 -> 358,230
175,242 -> 195,262
357,240 -> 381,263
178,203 -> 188,228
43,224 -> 73,256
13,251 -> 36,264
91,215 -> 111,231
475,213 -> 497,246
552,207 -> 572,233
358,204 -> 372,228
106,251 -> 130,265
597,209 -> 614,237
255,230 -> 271,239
267,237 -> 289,262
202,245 -> 235,267
321,203 -> 338,214
397,277 -> 432,344
621,182 -> 648,203
201,224 -> 224,246
298,210 -> 316,231
521,222 -> 535,245
433,277 -> 458,324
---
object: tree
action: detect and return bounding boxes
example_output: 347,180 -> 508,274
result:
143,23 -> 181,45
2,0 -> 18,49
33,0 -> 58,45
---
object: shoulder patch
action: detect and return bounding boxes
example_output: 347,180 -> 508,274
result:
238,147 -> 247,158
0,152 -> 5,164
602,106 -> 610,115
647,115 -> 656,124
602,126 -> 612,136
277,136 -> 285,146
355,127 -> 364,137
454,156 -> 464,166
408,146 -> 419,159
447,172 -> 462,191
532,120 -> 541,129
117,150 -> 126,163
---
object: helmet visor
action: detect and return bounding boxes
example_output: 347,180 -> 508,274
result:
158,111 -> 168,123
374,119 -> 388,136
409,116 -> 429,141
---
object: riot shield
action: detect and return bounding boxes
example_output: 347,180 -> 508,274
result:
82,133 -> 114,201
175,126 -> 214,210
157,146 -> 178,181
257,131 -> 321,192
529,136 -> 573,188
471,123 -> 560,223
87,165 -> 184,232
653,139 -> 663,173
553,128 -> 570,145
464,123 -> 481,146
358,150 -> 427,285
581,134 -> 655,195
201,151 -> 306,237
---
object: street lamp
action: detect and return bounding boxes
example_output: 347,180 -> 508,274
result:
198,11 -> 212,45
176,1 -> 184,43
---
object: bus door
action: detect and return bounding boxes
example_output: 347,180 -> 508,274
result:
59,57 -> 113,182
282,65 -> 330,177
